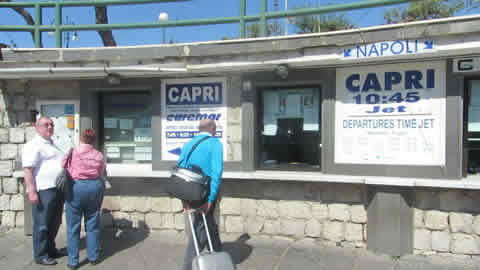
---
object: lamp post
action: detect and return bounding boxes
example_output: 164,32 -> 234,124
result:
158,12 -> 169,44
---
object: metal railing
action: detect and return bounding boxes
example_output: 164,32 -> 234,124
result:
0,0 -> 419,48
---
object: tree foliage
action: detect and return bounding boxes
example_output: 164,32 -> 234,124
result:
384,0 -> 465,23
292,4 -> 355,34
247,21 -> 283,38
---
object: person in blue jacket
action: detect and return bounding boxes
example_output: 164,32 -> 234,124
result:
181,119 -> 223,270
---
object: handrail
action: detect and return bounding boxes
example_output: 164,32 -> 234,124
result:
0,0 -> 419,48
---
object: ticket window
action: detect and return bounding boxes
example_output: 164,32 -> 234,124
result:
466,80 -> 480,174
101,92 -> 152,164
259,87 -> 322,170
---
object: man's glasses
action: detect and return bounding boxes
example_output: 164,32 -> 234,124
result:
40,123 -> 55,127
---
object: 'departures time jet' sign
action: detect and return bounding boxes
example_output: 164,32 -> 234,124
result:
334,61 -> 446,165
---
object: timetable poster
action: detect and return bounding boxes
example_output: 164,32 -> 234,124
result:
334,61 -> 446,165
161,77 -> 228,161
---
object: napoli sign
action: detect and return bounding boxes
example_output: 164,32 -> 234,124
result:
342,39 -> 435,59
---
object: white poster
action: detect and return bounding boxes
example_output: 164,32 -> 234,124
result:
161,77 -> 228,160
334,61 -> 446,165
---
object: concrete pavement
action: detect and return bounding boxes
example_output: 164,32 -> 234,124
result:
0,228 -> 478,270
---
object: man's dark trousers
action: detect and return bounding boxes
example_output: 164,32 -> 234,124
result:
32,188 -> 64,261
182,202 -> 222,270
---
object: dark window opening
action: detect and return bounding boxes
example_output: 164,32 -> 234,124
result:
465,79 -> 480,174
258,87 -> 322,171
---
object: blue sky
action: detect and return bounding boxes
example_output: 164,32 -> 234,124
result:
0,0 -> 477,48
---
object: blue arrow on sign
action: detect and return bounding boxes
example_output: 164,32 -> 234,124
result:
344,48 -> 352,57
424,40 -> 433,49
168,147 -> 182,156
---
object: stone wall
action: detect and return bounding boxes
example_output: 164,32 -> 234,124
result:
414,189 -> 480,258
98,179 -> 368,248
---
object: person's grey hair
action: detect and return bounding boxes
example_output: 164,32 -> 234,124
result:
35,116 -> 51,126
199,120 -> 215,132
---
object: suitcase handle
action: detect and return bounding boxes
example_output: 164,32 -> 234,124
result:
187,209 -> 214,256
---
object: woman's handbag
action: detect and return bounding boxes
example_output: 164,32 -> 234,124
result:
55,148 -> 73,200
167,136 -> 210,205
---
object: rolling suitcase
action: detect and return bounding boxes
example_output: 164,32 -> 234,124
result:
187,209 -> 235,270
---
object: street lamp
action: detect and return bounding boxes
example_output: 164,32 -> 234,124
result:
158,12 -> 169,44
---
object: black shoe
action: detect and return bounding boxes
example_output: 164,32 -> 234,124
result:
89,259 -> 100,265
35,257 -> 58,265
67,264 -> 78,270
51,248 -> 67,258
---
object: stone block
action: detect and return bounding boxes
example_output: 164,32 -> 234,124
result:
312,203 -> 328,220
245,217 -> 264,234
2,178 -> 18,194
133,197 -> 151,213
350,205 -> 366,223
257,200 -> 278,218
225,216 -> 244,233
10,194 -> 23,210
239,198 -> 257,216
151,197 -> 171,213
474,216 -> 480,235
328,203 -> 350,221
280,219 -> 305,238
0,129 -> 8,143
25,126 -> 36,142
414,229 -> 431,251
163,213 -> 175,229
130,213 -> 146,229
120,197 -> 136,212
449,213 -> 473,234
145,213 -> 163,229
451,233 -> 480,255
9,128 -> 24,143
414,209 -> 424,228
425,210 -> 448,231
15,211 -> 24,227
1,144 -> 17,160
102,196 -> 121,211
305,219 -> 322,238
220,197 -> 241,215
227,124 -> 242,142
323,221 -> 344,242
432,231 -> 450,252
345,223 -> 363,241
263,219 -> 280,235
278,201 -> 312,219
174,213 -> 185,230
0,161 -> 12,176
171,198 -> 183,212
2,211 -> 15,227
0,194 -> 9,210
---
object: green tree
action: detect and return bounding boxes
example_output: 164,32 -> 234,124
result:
384,0 -> 465,23
247,21 -> 283,38
292,4 -> 355,34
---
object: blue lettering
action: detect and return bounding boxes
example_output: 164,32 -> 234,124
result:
166,83 -> 223,105
166,113 -> 222,121
368,44 -> 379,57
391,41 -> 404,55
426,69 -> 435,89
384,72 -> 401,90
346,74 -> 360,92
405,70 -> 423,89
362,73 -> 382,92
406,40 -> 413,53
380,42 -> 389,55
357,45 -> 367,58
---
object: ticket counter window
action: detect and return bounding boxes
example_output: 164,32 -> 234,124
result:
101,92 -> 152,163
466,80 -> 480,174
259,87 -> 321,170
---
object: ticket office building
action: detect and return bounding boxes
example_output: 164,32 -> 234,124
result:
4,15 -> 480,257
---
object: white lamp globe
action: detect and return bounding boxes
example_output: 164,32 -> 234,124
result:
158,12 -> 169,22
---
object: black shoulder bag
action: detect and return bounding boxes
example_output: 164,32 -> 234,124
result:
55,148 -> 74,201
166,136 -> 210,205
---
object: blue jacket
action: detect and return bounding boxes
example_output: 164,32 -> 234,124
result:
177,132 -> 223,203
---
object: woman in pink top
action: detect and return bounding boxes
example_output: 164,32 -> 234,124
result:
63,129 -> 105,270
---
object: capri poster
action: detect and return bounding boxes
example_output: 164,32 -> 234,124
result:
161,77 -> 227,160
334,61 -> 446,165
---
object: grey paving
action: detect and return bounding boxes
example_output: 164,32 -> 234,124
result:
0,229 -> 478,270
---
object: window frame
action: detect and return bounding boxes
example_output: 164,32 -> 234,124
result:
463,77 -> 480,176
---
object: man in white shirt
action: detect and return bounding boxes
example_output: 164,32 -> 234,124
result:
23,117 -> 66,265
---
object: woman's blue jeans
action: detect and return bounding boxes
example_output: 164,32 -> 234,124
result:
65,179 -> 104,266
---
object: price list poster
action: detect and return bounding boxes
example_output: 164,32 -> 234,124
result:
334,61 -> 446,165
